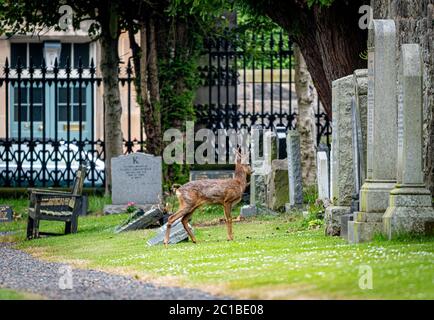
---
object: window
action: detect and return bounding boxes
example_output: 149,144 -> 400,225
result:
59,43 -> 90,68
58,87 -> 87,122
74,43 -> 90,67
10,42 -> 90,68
13,87 -> 43,122
29,43 -> 44,66
11,43 -> 27,67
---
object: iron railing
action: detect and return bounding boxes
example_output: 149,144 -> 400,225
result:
0,32 -> 331,188
0,57 -> 141,188
194,32 -> 331,147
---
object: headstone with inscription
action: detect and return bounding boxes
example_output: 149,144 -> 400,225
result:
348,19 -> 397,243
0,206 -> 13,223
104,153 -> 162,214
383,44 -> 434,238
190,170 -> 234,181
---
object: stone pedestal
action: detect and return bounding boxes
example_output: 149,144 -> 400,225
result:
383,44 -> 434,238
349,20 -> 397,243
383,186 -> 434,237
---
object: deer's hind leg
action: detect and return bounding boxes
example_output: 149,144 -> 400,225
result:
181,209 -> 197,243
164,206 -> 192,248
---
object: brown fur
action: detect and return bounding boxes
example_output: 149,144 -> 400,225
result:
164,152 -> 251,247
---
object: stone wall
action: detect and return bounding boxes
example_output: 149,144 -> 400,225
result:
372,0 -> 434,194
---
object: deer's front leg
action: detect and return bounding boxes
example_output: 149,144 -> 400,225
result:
223,203 -> 233,241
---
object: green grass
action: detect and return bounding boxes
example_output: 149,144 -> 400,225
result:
2,209 -> 433,300
0,288 -> 42,300
0,196 -> 29,217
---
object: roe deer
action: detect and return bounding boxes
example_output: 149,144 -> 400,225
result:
164,150 -> 251,247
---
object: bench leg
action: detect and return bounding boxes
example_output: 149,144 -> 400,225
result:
33,219 -> 40,238
71,216 -> 78,234
65,221 -> 72,234
27,217 -> 34,240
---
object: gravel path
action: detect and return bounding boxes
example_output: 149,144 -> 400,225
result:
0,243 -> 222,300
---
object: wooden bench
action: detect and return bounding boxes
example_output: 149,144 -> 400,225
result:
26,165 -> 87,239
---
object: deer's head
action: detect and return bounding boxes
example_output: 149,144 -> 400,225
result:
235,149 -> 252,176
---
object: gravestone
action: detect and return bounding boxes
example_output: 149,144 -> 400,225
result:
286,130 -> 303,209
114,207 -> 164,233
190,170 -> 234,181
316,150 -> 329,200
353,69 -> 368,184
325,74 -> 354,235
147,218 -> 192,245
349,20 -> 397,243
350,97 -> 362,213
383,44 -> 434,238
0,205 -> 13,222
249,126 -> 276,214
105,153 -> 162,214
268,159 -> 289,211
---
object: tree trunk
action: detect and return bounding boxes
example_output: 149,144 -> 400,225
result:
249,0 -> 368,117
100,4 -> 123,195
294,44 -> 317,186
372,0 -> 434,195
142,18 -> 163,156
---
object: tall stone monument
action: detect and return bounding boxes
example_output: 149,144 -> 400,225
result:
324,74 -> 354,235
348,20 -> 397,243
286,130 -> 303,209
383,44 -> 434,238
247,126 -> 277,214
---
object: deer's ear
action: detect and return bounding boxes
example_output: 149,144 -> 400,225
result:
234,148 -> 242,163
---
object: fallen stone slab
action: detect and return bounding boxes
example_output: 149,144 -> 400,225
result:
115,207 -> 164,234
147,218 -> 193,246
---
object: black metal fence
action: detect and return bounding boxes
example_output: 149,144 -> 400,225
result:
0,57 -> 141,188
194,32 -> 331,147
0,32 -> 331,188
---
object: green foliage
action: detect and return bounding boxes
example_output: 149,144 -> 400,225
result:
306,0 -> 335,7
301,198 -> 325,229
303,185 -> 319,204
